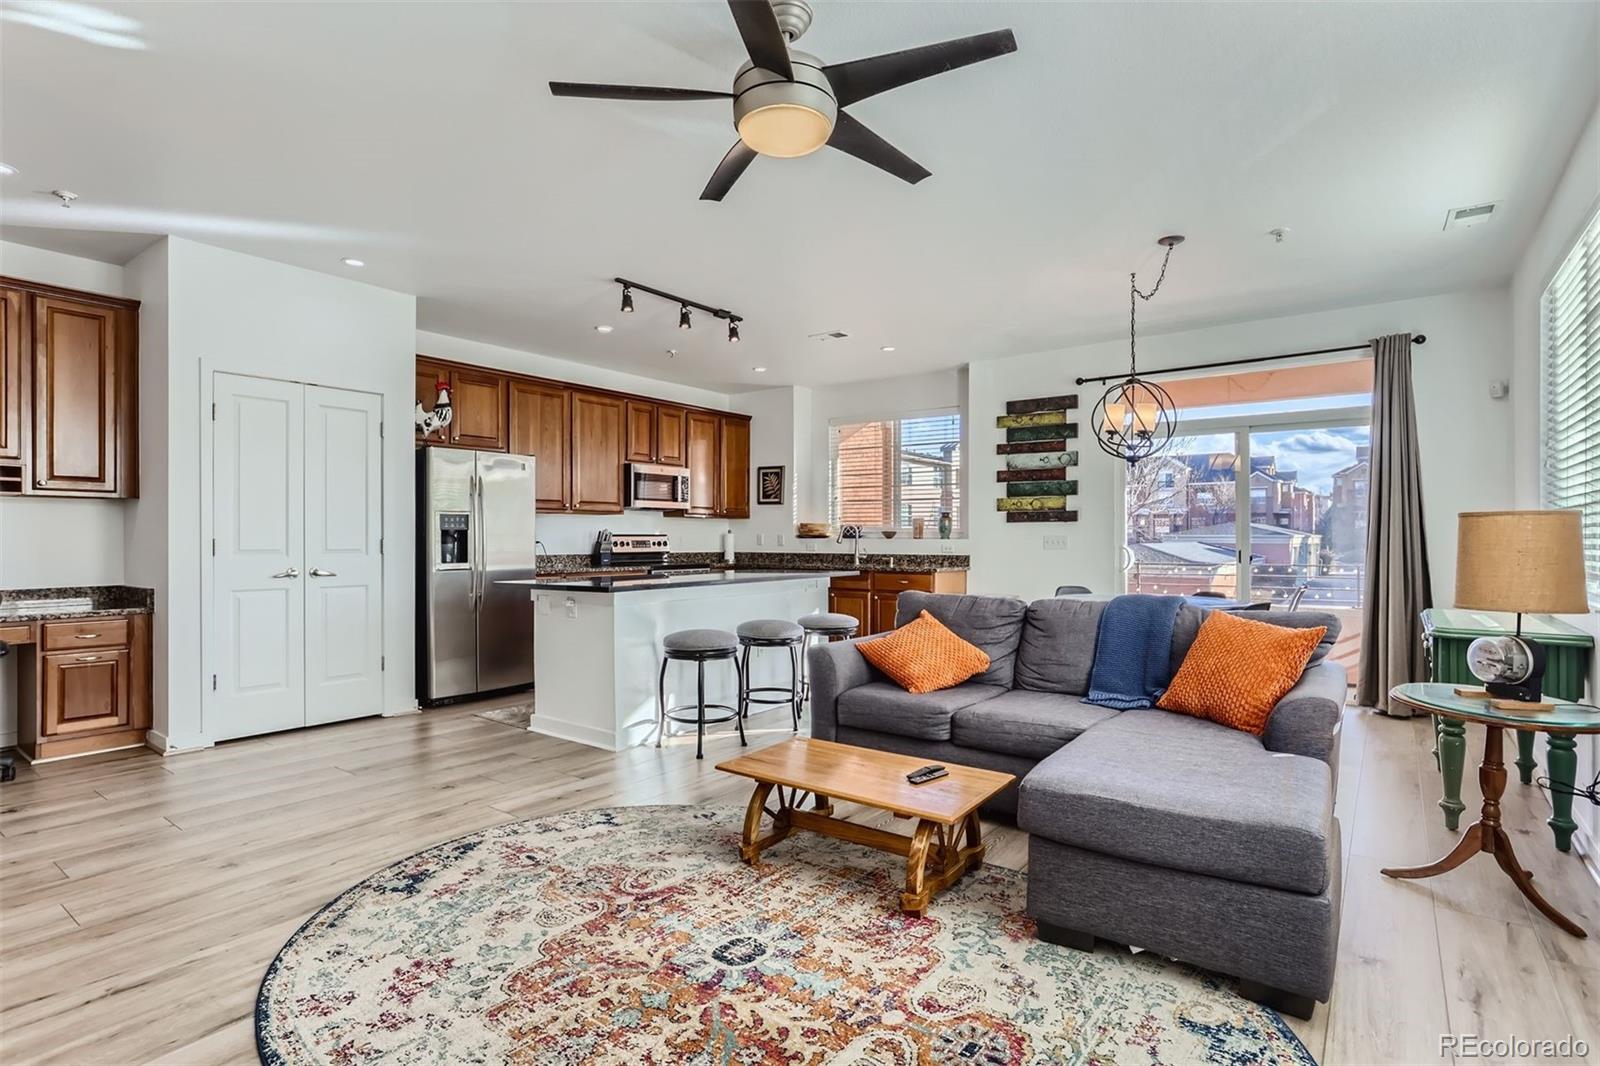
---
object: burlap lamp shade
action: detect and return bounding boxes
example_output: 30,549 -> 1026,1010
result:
1454,510 -> 1589,615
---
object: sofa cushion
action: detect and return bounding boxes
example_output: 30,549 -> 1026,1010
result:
951,689 -> 1118,760
1018,710 -> 1333,894
1157,610 -> 1327,735
835,681 -> 1007,741
1170,606 -> 1340,674
894,591 -> 1027,688
1015,597 -> 1106,695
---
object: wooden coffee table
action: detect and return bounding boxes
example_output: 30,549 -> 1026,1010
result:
716,738 -> 1016,915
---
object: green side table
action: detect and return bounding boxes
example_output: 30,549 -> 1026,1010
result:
1421,608 -> 1594,851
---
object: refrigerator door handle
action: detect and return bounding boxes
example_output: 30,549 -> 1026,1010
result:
474,473 -> 486,611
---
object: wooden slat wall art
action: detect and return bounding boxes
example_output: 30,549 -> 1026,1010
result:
996,394 -> 1078,522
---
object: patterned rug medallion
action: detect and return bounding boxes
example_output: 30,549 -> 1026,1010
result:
256,805 -> 1315,1065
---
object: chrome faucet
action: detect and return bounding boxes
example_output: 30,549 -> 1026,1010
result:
837,524 -> 863,565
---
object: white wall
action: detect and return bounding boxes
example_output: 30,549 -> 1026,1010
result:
132,238 -> 417,750
416,329 -> 738,556
1510,100 -> 1600,856
966,288 -> 1514,603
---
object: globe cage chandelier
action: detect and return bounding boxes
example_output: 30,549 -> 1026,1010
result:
1090,235 -> 1185,465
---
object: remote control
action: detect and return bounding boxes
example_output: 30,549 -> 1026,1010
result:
906,764 -> 948,784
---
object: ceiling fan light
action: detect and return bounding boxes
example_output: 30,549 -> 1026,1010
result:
737,103 -> 833,158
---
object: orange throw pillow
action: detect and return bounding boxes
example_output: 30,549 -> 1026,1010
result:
1157,611 -> 1327,735
857,610 -> 992,694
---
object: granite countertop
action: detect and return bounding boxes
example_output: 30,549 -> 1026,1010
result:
504,569 -> 859,594
533,551 -> 968,578
0,586 -> 155,623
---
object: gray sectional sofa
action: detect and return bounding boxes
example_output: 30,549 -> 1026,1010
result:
807,591 -> 1346,1019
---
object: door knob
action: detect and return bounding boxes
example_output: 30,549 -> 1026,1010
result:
309,567 -> 338,578
270,567 -> 301,579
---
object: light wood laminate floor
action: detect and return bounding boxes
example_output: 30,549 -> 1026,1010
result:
2,699 -> 1597,1064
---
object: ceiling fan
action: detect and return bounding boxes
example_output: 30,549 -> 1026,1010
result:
550,0 -> 1018,201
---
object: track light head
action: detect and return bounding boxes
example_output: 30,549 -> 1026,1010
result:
727,319 -> 740,343
620,286 -> 634,313
679,304 -> 692,330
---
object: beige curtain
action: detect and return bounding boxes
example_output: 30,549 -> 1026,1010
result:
1356,333 -> 1433,715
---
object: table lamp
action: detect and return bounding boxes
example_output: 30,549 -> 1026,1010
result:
1454,509 -> 1589,709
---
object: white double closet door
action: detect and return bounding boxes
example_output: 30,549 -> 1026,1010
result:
210,373 -> 384,742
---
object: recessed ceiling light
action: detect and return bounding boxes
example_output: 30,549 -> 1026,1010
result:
880,346 -> 896,352
340,257 -> 365,268
594,324 -> 614,333
0,164 -> 16,176
751,366 -> 767,373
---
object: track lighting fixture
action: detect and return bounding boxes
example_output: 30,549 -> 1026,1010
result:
611,278 -> 744,345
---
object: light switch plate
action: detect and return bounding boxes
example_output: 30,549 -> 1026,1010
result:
756,533 -> 766,546
1043,535 -> 1070,551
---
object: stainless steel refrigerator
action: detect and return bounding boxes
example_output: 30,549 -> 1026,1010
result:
417,447 -> 536,704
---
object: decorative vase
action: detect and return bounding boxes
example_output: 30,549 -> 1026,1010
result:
939,511 -> 953,539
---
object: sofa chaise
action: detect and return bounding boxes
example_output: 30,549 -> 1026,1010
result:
807,591 -> 1346,1019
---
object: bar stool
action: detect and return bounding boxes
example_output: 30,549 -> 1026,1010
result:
797,612 -> 861,705
656,629 -> 745,760
736,619 -> 805,733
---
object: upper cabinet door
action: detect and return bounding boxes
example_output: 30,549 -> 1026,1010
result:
656,404 -> 687,466
0,287 -> 24,465
415,359 -> 449,445
447,368 -> 507,451
509,379 -> 571,512
625,400 -> 657,463
32,295 -> 120,494
684,410 -> 720,516
570,390 -> 626,513
719,415 -> 751,518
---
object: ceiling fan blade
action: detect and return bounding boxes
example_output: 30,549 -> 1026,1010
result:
700,140 -> 758,201
822,29 -> 1018,107
727,0 -> 793,79
827,111 -> 930,185
549,82 -> 732,101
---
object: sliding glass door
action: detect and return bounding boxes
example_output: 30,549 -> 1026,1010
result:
1123,411 -> 1369,668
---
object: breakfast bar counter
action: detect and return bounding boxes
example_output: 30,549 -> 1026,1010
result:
501,571 -> 856,751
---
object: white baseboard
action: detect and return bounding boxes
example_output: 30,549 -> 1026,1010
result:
527,715 -> 617,752
383,702 -> 421,717
145,729 -> 215,756
0,729 -> 16,749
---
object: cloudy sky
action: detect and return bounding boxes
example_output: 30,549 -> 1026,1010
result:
1172,424 -> 1368,497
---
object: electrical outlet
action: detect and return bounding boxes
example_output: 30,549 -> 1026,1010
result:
941,542 -> 955,554
777,533 -> 786,546
756,533 -> 766,547
1043,534 -> 1070,551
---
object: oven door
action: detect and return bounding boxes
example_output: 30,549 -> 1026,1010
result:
625,463 -> 691,509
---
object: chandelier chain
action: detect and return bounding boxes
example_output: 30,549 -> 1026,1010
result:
1127,241 -> 1176,376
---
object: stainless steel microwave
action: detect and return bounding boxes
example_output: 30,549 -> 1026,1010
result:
625,462 -> 691,510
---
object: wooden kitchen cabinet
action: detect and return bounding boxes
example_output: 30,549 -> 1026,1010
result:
42,647 -> 131,736
828,570 -> 969,636
2,283 -> 139,498
656,404 -> 687,466
827,586 -> 871,636
509,379 -> 571,511
719,414 -> 751,518
570,390 -> 626,513
684,409 -> 721,516
447,367 -> 507,450
625,400 -> 656,463
14,611 -> 152,761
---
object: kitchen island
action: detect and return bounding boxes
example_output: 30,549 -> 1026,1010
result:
502,570 -> 856,751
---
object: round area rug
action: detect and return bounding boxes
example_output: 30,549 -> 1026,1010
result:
256,805 -> 1315,1065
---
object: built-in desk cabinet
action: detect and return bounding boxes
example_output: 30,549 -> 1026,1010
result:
828,570 -> 969,636
6,612 -> 153,761
0,277 -> 139,498
415,355 -> 750,517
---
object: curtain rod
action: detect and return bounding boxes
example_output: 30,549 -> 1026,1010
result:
1073,334 -> 1426,387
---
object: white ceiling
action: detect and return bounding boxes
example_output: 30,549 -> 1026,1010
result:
1,1 -> 1595,392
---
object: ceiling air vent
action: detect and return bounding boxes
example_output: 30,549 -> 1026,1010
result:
1443,201 -> 1500,230
808,330 -> 850,341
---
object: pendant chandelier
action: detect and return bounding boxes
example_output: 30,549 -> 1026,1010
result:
1092,235 -> 1184,465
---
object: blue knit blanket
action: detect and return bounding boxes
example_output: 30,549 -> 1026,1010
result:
1084,594 -> 1185,709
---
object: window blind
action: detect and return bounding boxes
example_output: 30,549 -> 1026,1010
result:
1542,208 -> 1600,605
829,410 -> 962,532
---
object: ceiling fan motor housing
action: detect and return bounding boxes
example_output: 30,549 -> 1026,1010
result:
732,51 -> 837,157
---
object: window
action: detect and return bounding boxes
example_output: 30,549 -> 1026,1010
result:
830,410 -> 962,533
1542,208 -> 1600,605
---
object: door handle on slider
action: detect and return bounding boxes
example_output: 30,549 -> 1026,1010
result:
270,567 -> 301,579
309,568 -> 338,578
